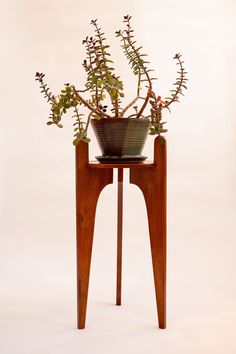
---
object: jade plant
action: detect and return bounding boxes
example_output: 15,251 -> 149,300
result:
35,15 -> 187,145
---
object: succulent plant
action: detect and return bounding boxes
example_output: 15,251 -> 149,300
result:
35,15 -> 187,145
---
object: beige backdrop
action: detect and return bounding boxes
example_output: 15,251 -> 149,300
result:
1,0 -> 236,353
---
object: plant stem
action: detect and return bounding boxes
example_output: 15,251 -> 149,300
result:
136,88 -> 152,118
163,55 -> 184,109
120,96 -> 139,117
120,74 -> 141,117
92,20 -> 119,116
72,86 -> 112,118
120,19 -> 153,118
85,111 -> 93,131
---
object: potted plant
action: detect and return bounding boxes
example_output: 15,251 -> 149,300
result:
35,15 -> 187,162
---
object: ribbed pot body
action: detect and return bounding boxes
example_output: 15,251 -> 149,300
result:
91,118 -> 150,157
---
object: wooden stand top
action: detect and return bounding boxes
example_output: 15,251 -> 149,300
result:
88,161 -> 155,169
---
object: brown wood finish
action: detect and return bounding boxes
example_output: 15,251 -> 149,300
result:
75,136 -> 166,329
75,142 -> 113,329
116,168 -> 123,305
88,161 -> 155,169
130,136 -> 167,329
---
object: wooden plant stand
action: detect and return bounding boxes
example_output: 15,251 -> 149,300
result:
75,136 -> 166,329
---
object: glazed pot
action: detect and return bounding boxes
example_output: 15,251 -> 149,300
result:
91,118 -> 150,157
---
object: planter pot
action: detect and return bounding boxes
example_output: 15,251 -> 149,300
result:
91,118 -> 150,161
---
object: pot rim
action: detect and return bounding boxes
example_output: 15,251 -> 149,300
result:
91,117 -> 150,123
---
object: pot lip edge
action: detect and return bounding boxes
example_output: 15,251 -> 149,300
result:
91,117 -> 150,123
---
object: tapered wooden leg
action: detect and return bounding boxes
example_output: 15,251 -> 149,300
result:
75,142 -> 113,329
130,137 -> 167,329
116,168 -> 123,305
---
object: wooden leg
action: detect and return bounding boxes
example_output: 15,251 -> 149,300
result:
75,142 -> 113,329
130,137 -> 167,329
116,168 -> 123,305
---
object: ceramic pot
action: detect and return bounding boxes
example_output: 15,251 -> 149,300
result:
91,117 -> 150,157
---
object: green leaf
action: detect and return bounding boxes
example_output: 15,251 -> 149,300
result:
73,138 -> 80,145
149,131 -> 157,135
92,114 -> 102,120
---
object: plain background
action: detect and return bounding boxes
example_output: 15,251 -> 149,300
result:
1,0 -> 236,353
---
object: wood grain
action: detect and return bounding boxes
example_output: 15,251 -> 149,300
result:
130,136 -> 167,329
88,162 -> 155,169
75,142 -> 113,329
75,136 -> 167,329
116,168 -> 123,305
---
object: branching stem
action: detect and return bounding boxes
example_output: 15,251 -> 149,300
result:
72,86 -> 112,118
163,54 -> 186,109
